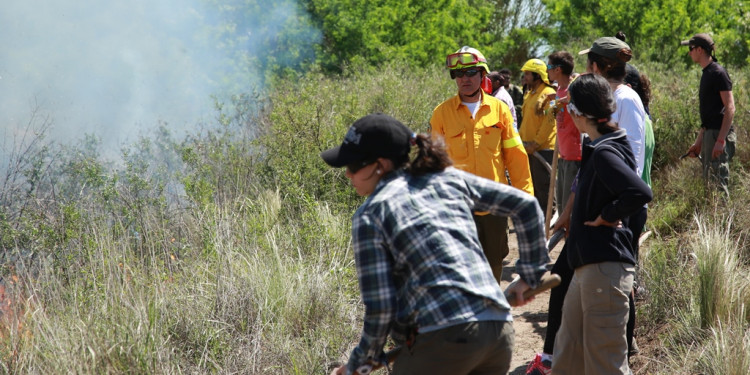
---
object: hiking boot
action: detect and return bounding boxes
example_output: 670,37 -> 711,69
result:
525,352 -> 552,375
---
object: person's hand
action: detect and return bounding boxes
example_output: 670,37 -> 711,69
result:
687,143 -> 701,158
505,278 -> 533,306
330,365 -> 346,375
584,215 -> 619,228
712,139 -> 725,159
552,214 -> 570,235
524,141 -> 539,154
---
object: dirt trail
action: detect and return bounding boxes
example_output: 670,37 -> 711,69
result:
500,229 -> 565,374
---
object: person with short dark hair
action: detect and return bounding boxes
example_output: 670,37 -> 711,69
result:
681,32 -> 736,196
551,74 -> 652,375
546,51 -> 580,222
325,113 -> 550,375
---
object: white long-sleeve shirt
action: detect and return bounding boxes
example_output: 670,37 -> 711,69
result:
611,85 -> 647,176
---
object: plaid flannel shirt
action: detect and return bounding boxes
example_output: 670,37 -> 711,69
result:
346,167 -> 549,374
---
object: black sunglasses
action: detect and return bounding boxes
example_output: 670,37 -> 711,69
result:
346,159 -> 376,174
451,68 -> 481,79
689,45 -> 697,51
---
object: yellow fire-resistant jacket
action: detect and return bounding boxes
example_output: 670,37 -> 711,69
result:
430,94 -> 534,199
520,85 -> 557,150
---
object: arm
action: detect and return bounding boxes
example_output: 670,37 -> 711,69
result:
523,92 -> 548,153
553,170 -> 578,234
553,191 -> 575,235
430,107 -> 445,137
464,171 -> 549,288
594,150 -> 653,223
687,128 -> 705,157
502,115 -> 534,196
533,113 -> 556,150
616,98 -> 646,176
533,91 -> 557,149
712,90 -> 735,159
344,213 -> 397,375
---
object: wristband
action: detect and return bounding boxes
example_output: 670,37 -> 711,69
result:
717,138 -> 726,145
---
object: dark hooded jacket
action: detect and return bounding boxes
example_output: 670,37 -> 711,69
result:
567,129 -> 653,269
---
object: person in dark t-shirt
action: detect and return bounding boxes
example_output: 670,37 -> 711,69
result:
681,33 -> 736,196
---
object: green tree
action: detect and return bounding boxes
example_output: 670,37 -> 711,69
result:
304,0 -> 495,73
543,0 -> 749,67
203,0 -> 563,81
486,0 -> 556,72
204,0 -> 322,87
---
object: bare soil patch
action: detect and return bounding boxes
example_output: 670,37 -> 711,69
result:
501,229 -> 564,374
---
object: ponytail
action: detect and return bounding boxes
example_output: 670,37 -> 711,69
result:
595,121 -> 619,135
405,134 -> 453,175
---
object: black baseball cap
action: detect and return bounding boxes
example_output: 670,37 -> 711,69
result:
680,33 -> 714,51
321,113 -> 413,168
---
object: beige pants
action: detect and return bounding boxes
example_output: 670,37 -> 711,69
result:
552,262 -> 634,375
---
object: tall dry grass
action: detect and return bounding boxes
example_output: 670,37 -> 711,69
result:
639,211 -> 750,374
0,189 -> 358,374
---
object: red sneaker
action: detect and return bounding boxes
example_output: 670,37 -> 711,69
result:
525,353 -> 552,375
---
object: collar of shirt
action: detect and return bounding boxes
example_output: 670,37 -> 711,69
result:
451,92 -> 491,110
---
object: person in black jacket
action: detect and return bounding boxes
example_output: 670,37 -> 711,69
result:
550,74 -> 652,375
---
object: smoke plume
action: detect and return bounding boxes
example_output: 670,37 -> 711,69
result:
0,0 -> 232,158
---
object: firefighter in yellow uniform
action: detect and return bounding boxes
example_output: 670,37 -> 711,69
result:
431,46 -> 534,284
520,58 -> 557,215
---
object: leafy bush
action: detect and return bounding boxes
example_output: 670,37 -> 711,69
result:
544,0 -> 750,67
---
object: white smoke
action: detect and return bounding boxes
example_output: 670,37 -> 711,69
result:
0,0 -> 229,159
